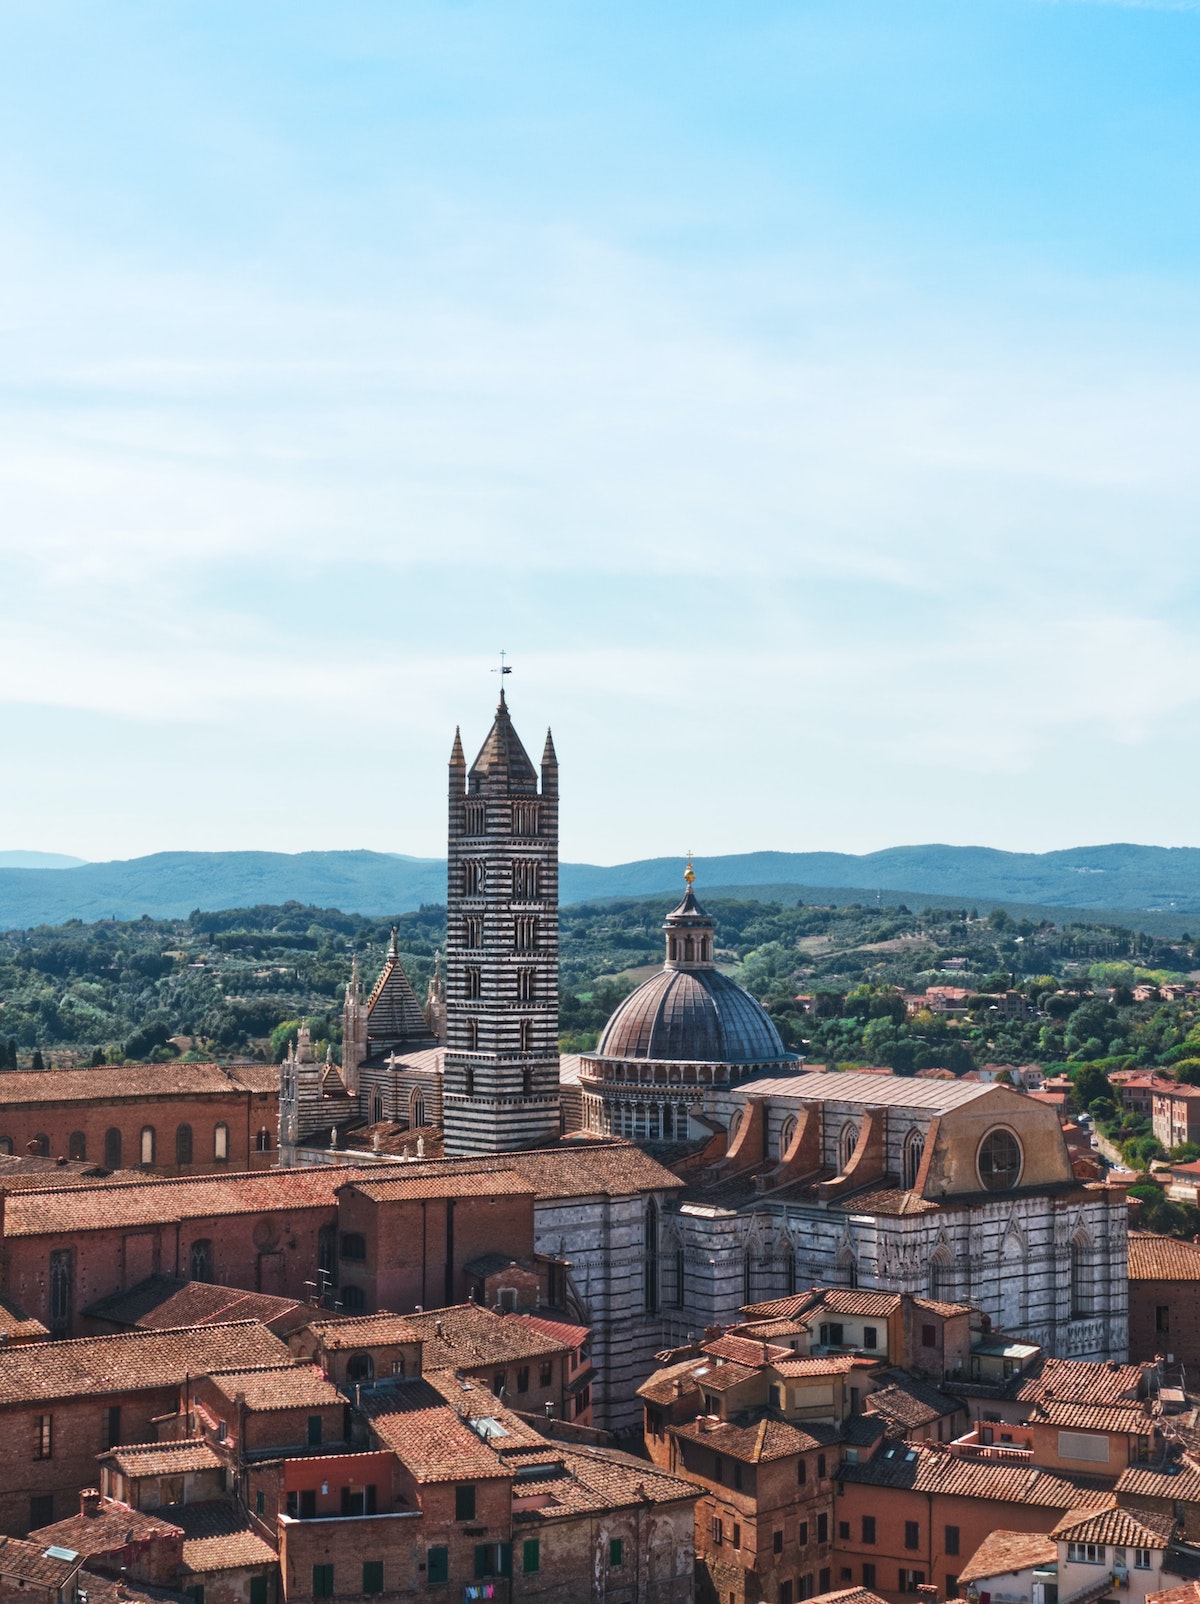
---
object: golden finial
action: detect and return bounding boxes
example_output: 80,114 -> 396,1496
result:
684,852 -> 695,887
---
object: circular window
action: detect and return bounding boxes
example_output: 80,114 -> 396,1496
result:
978,1127 -> 1022,1191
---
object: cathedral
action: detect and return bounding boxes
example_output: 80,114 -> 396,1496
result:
280,688 -> 1129,1367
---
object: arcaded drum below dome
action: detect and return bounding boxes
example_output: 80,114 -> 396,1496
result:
596,964 -> 791,1065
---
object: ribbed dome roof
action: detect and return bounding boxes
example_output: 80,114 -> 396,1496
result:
595,966 -> 792,1065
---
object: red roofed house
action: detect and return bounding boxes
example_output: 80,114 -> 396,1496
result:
1127,1232 -> 1200,1371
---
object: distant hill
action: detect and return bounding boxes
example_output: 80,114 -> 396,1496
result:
0,851 -> 88,870
2,842 -> 1200,932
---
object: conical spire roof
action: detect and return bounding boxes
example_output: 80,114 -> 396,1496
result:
469,690 -> 538,794
366,934 -> 436,1046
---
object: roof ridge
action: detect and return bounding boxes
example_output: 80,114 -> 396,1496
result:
2,1317 -> 271,1354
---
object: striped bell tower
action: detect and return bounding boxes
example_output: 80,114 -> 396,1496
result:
442,690 -> 561,1156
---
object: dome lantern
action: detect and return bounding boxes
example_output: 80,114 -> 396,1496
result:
664,859 -> 716,971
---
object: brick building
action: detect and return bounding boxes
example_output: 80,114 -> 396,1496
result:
0,1064 -> 279,1174
0,1322 -> 289,1536
1152,1085 -> 1200,1153
1127,1231 -> 1200,1370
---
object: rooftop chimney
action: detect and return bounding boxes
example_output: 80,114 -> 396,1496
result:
80,1488 -> 102,1517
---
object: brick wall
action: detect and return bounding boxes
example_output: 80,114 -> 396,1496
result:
1128,1277 -> 1200,1369
0,1390 -> 180,1535
0,1089 -> 278,1175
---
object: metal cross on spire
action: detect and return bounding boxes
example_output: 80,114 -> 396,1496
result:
492,649 -> 513,704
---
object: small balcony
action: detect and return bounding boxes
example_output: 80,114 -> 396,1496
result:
947,1427 -> 1032,1464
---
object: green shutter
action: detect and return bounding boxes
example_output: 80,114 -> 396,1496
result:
499,1544 -> 512,1578
427,1546 -> 449,1586
311,1566 -> 333,1599
362,1562 -> 383,1595
523,1539 -> 540,1574
610,1537 -> 624,1567
250,1577 -> 267,1604
474,1546 -> 490,1579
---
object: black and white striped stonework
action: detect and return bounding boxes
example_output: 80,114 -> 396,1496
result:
442,694 -> 562,1157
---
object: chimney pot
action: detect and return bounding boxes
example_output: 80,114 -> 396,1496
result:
81,1488 -> 102,1517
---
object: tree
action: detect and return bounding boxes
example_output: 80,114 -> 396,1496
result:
31,1049 -> 44,1071
89,1046 -> 105,1066
1174,1059 -> 1200,1087
1071,1062 -> 1114,1112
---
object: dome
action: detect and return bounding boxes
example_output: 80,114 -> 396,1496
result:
595,965 -> 791,1065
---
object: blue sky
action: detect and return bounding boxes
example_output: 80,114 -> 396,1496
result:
3,0 -> 1200,865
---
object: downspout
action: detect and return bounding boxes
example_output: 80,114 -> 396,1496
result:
421,1200 -> 428,1309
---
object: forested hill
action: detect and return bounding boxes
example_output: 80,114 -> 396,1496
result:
1,896 -> 1197,1083
4,841 -> 1200,929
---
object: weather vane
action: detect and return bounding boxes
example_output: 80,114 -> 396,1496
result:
491,649 -> 513,705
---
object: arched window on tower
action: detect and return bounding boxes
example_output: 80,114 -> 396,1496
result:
522,1068 -> 533,1097
902,1129 -> 925,1191
779,1116 -> 797,1161
256,1127 -> 272,1152
410,1089 -> 426,1129
684,936 -> 695,961
837,1122 -> 859,1173
519,1019 -> 534,1053
190,1239 -> 213,1283
372,1093 -> 384,1125
175,1123 -> 193,1167
139,1126 -> 156,1166
213,1123 -> 229,1162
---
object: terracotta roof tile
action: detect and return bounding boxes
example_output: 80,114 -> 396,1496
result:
505,1443 -> 696,1518
1149,1585 -> 1200,1604
866,1378 -> 964,1429
958,1529 -> 1058,1584
341,1173 -> 537,1202
209,1365 -> 342,1411
101,1439 -> 224,1478
1015,1356 -> 1144,1406
5,1167 -> 369,1237
1031,1399 -> 1157,1434
1053,1506 -> 1174,1548
173,1503 -> 277,1574
670,1415 -> 827,1463
0,1291 -> 49,1343
1117,1462 -> 1200,1501
405,1305 -> 576,1370
330,1141 -> 682,1201
301,1312 -> 423,1350
0,1324 -> 289,1406
703,1333 -> 793,1368
840,1443 -> 1114,1509
809,1589 -> 890,1604
0,1535 -> 83,1588
360,1378 -> 511,1482
507,1314 -> 590,1350
84,1276 -> 308,1334
0,1064 -> 276,1105
636,1358 -> 706,1406
1129,1234 -> 1200,1282
30,1500 -> 181,1557
773,1356 -> 872,1378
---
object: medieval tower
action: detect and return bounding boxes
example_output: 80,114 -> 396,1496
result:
442,690 -> 561,1156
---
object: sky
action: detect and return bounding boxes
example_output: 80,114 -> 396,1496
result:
3,0 -> 1200,866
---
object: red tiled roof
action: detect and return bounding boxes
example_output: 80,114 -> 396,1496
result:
773,1356 -> 871,1378
1014,1357 -> 1144,1406
0,1535 -> 83,1588
360,1380 -> 512,1481
866,1379 -> 964,1429
101,1439 -> 224,1477
209,1365 -> 342,1411
809,1590 -> 890,1604
5,1167 -> 369,1236
173,1503 -> 277,1574
84,1276 -> 308,1334
840,1443 -> 1114,1509
0,1292 -> 49,1343
0,1323 -> 290,1406
1030,1399 -> 1156,1434
958,1529 -> 1058,1584
670,1414 -> 830,1463
341,1173 -> 537,1202
703,1333 -> 793,1368
0,1064 -> 277,1105
507,1314 -> 591,1350
300,1312 -> 423,1350
1053,1506 -> 1174,1548
405,1304 -> 577,1369
1129,1233 -> 1200,1282
30,1499 -> 181,1556
505,1443 -> 697,1516
1116,1462 -> 1200,1501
